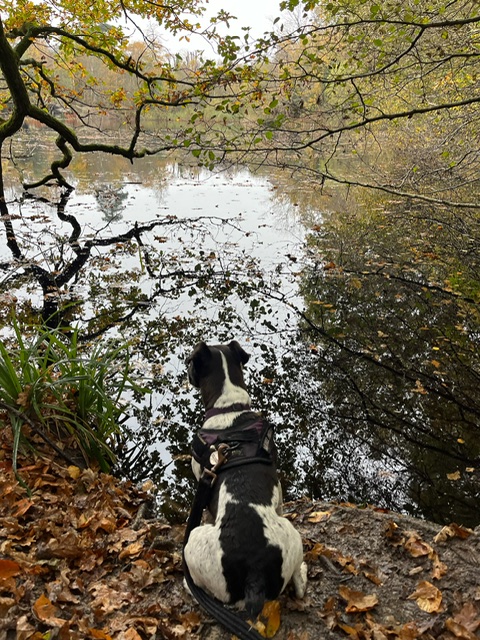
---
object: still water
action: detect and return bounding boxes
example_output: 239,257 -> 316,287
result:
1,134 -> 479,526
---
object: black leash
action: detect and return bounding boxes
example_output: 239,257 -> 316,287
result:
182,446 -> 264,640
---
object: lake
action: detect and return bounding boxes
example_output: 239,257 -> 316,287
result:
1,132 -> 479,526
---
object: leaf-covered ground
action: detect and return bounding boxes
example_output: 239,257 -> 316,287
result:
1,427 -> 479,640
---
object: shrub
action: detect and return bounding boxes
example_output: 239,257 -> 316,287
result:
0,315 -> 149,473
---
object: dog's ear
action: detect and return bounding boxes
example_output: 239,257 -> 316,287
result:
186,341 -> 212,387
228,340 -> 250,366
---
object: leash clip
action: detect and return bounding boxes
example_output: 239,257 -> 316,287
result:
202,442 -> 232,487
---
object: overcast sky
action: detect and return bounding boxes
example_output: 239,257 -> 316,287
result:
156,0 -> 286,53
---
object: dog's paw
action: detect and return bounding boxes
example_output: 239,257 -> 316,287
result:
293,562 -> 308,599
183,577 -> 193,598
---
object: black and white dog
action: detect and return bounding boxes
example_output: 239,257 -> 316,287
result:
183,340 -> 307,620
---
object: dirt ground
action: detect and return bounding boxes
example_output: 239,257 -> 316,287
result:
0,450 -> 479,640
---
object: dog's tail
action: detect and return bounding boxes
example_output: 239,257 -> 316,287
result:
245,573 -> 266,620
183,558 -> 264,640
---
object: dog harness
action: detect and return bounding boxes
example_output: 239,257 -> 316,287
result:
191,411 -> 276,485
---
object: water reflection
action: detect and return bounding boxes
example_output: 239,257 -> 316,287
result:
1,137 -> 479,527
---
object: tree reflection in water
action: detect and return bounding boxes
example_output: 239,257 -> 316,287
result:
1,145 -> 478,527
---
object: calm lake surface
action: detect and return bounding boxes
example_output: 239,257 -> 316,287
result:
1,133 -> 479,526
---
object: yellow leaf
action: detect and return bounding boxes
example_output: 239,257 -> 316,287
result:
447,471 -> 461,481
67,465 -> 82,479
408,581 -> 443,613
262,600 -> 281,638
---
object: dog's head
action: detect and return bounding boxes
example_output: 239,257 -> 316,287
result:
186,341 -> 250,409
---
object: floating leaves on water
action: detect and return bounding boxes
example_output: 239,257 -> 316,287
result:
447,471 -> 461,481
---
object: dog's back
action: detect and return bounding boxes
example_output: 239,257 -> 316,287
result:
183,341 -> 307,617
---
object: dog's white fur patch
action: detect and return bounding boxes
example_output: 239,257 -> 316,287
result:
213,352 -> 250,409
184,484 -> 237,603
252,484 -> 307,597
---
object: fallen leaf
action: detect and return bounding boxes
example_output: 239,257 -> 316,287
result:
0,558 -> 22,579
446,619 -> 477,640
119,541 -> 144,560
67,465 -> 82,479
412,379 -> 428,394
404,531 -> 434,557
88,629 -> 114,640
431,551 -> 448,580
367,573 -> 385,587
408,581 -> 443,613
384,520 -> 404,545
433,523 -> 473,543
339,585 -> 379,613
33,594 -> 66,626
337,621 -> 361,638
261,600 -> 281,638
318,596 -> 338,631
447,602 -> 480,635
323,261 -> 336,270
119,629 -> 143,640
13,497 -> 33,517
0,596 -> 15,617
307,510 -> 331,523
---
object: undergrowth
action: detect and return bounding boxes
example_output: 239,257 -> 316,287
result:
0,315 -> 149,474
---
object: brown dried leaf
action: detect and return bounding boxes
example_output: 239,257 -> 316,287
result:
384,520 -> 404,546
404,531 -> 434,558
449,602 -> 480,634
318,596 -> 338,631
0,596 -> 16,617
433,523 -> 473,543
307,510 -> 331,523
0,558 -> 22,579
337,621 -> 361,639
88,630 -> 113,640
447,471 -> 461,481
408,581 -> 443,613
16,388 -> 31,408
339,585 -> 379,613
118,630 -> 143,640
13,497 -> 33,517
33,594 -> 66,626
446,619 -> 478,640
430,551 -> 448,580
118,540 -> 144,560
